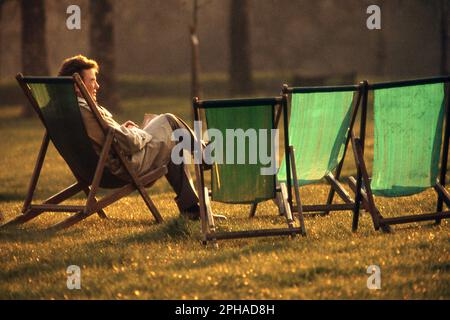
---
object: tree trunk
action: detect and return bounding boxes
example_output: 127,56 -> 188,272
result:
0,0 -> 4,79
190,0 -> 201,124
229,0 -> 253,96
89,0 -> 118,111
20,0 -> 50,117
440,0 -> 448,75
190,0 -> 201,100
376,1 -> 386,77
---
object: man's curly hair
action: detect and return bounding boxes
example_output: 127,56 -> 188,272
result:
58,54 -> 99,77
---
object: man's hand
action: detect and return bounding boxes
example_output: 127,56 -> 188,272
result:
123,120 -> 139,129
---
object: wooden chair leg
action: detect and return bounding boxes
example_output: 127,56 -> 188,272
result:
84,129 -> 113,212
4,133 -> 51,228
288,146 -> 306,236
350,136 -> 389,233
22,133 -> 50,213
274,191 -> 285,216
1,209 -> 42,228
1,182 -> 83,228
321,174 -> 354,217
280,183 -> 298,237
46,131 -> 118,231
249,202 -> 258,218
348,177 -> 370,214
325,174 -> 353,203
194,161 -> 209,244
434,183 -> 450,225
137,186 -> 163,223
321,88 -> 362,216
78,128 -> 162,224
82,186 -> 107,219
204,187 -> 216,233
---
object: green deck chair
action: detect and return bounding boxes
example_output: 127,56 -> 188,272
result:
349,76 -> 450,232
193,96 -> 305,244
277,84 -> 362,222
1,73 -> 167,231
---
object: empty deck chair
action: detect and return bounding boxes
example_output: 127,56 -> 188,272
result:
192,96 -> 306,244
277,83 -> 362,222
349,76 -> 450,232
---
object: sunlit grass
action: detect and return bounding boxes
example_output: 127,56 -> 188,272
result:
0,102 -> 449,300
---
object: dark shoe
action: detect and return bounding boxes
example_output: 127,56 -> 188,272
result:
181,204 -> 201,220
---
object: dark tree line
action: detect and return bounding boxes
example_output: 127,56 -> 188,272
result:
188,0 -> 254,98
229,0 -> 253,96
89,0 -> 118,111
17,0 -> 118,116
9,0 -> 254,118
4,0 -> 447,118
20,0 -> 49,116
439,0 -> 448,75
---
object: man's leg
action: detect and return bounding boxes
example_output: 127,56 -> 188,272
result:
165,151 -> 199,213
163,114 -> 200,214
140,114 -> 199,216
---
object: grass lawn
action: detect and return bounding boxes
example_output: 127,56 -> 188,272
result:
0,98 -> 449,300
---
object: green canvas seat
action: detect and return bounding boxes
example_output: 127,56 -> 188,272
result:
278,84 -> 362,220
205,104 -> 275,204
25,78 -> 125,188
193,96 -> 306,244
349,76 -> 450,232
1,73 -> 167,231
371,84 -> 444,197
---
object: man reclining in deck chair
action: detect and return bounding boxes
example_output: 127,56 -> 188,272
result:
58,55 -> 201,220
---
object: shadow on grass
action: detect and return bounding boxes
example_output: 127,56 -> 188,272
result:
0,213 -> 196,242
0,217 -> 200,281
0,224 -> 84,243
112,216 -> 200,246
0,250 -> 120,282
2,211 -> 447,282
0,193 -> 27,201
168,237 -> 300,271
1,212 -> 444,245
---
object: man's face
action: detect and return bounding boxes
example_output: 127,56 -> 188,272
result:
80,68 -> 100,101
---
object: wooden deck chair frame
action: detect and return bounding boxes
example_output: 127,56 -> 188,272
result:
280,83 -> 364,219
1,73 -> 167,232
193,96 -> 306,244
349,77 -> 450,232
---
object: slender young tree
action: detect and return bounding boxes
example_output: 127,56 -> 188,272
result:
0,0 -> 4,78
20,0 -> 50,117
190,0 -> 201,101
89,0 -> 118,110
440,0 -> 448,75
185,0 -> 212,122
376,1 -> 386,77
229,0 -> 253,95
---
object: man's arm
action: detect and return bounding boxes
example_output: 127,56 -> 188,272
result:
142,113 -> 158,128
79,98 -> 152,155
103,116 -> 152,155
123,120 -> 140,129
